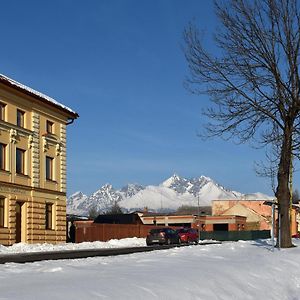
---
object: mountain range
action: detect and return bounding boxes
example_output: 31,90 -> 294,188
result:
67,174 -> 273,216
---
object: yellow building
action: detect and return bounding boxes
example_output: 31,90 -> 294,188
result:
0,74 -> 78,245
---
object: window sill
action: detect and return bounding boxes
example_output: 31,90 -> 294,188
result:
16,124 -> 26,129
16,173 -> 30,179
43,132 -> 56,137
46,179 -> 57,183
0,169 -> 10,174
43,133 -> 58,143
0,121 -> 32,135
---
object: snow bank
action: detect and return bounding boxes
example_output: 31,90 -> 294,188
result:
0,237 -> 146,254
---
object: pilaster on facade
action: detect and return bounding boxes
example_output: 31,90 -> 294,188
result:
60,124 -> 67,193
31,112 -> 40,188
8,196 -> 16,245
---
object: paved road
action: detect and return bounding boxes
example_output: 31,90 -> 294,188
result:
0,241 -> 221,264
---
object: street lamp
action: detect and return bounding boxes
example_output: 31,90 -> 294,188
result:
263,200 -> 278,251
198,194 -> 200,242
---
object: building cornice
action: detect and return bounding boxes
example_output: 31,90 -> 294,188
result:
0,181 -> 66,196
0,74 -> 79,120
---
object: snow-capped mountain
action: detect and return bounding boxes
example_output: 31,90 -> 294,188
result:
68,184 -> 124,215
67,191 -> 89,215
67,174 -> 273,216
120,184 -> 145,198
161,174 -> 242,198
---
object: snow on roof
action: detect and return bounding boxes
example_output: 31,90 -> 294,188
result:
0,73 -> 78,118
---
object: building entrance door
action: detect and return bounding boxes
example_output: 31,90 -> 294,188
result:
16,202 -> 23,243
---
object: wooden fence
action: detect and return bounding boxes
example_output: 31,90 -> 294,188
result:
74,222 -> 159,243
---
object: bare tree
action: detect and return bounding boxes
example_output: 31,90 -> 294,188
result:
88,206 -> 101,219
184,0 -> 300,247
105,202 -> 123,215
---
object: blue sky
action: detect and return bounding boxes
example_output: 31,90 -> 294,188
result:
0,0 -> 294,196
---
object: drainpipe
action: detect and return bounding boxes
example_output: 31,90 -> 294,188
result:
66,118 -> 75,125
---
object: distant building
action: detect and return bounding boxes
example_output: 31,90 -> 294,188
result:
212,199 -> 299,235
198,215 -> 247,232
94,213 -> 143,225
213,200 -> 271,230
0,74 -> 78,245
140,213 -> 197,227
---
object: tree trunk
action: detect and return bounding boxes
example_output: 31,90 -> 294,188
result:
275,126 -> 293,248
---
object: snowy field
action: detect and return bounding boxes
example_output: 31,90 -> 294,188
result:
1,238 -> 300,299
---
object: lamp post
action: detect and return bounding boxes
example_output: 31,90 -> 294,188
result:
198,194 -> 200,242
263,200 -> 277,251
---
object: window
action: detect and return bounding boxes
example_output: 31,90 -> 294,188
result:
16,148 -> 25,174
17,109 -> 25,127
0,198 -> 4,227
45,203 -> 53,230
0,143 -> 6,170
46,156 -> 54,180
46,120 -> 54,134
0,102 -> 6,121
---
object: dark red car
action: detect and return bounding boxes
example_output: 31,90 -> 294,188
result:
146,227 -> 181,246
176,228 -> 199,244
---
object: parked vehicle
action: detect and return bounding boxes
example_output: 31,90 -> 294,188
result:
146,227 -> 181,246
176,228 -> 199,244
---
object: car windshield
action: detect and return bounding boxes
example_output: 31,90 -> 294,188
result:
150,228 -> 166,234
177,228 -> 189,233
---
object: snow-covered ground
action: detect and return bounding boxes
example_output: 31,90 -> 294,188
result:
1,238 -> 300,299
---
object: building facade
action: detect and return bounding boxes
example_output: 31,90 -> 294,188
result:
0,74 -> 78,245
212,200 -> 272,230
197,215 -> 247,232
212,199 -> 299,235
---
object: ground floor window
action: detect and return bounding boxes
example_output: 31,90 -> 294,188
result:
0,198 -> 5,227
45,203 -> 53,230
